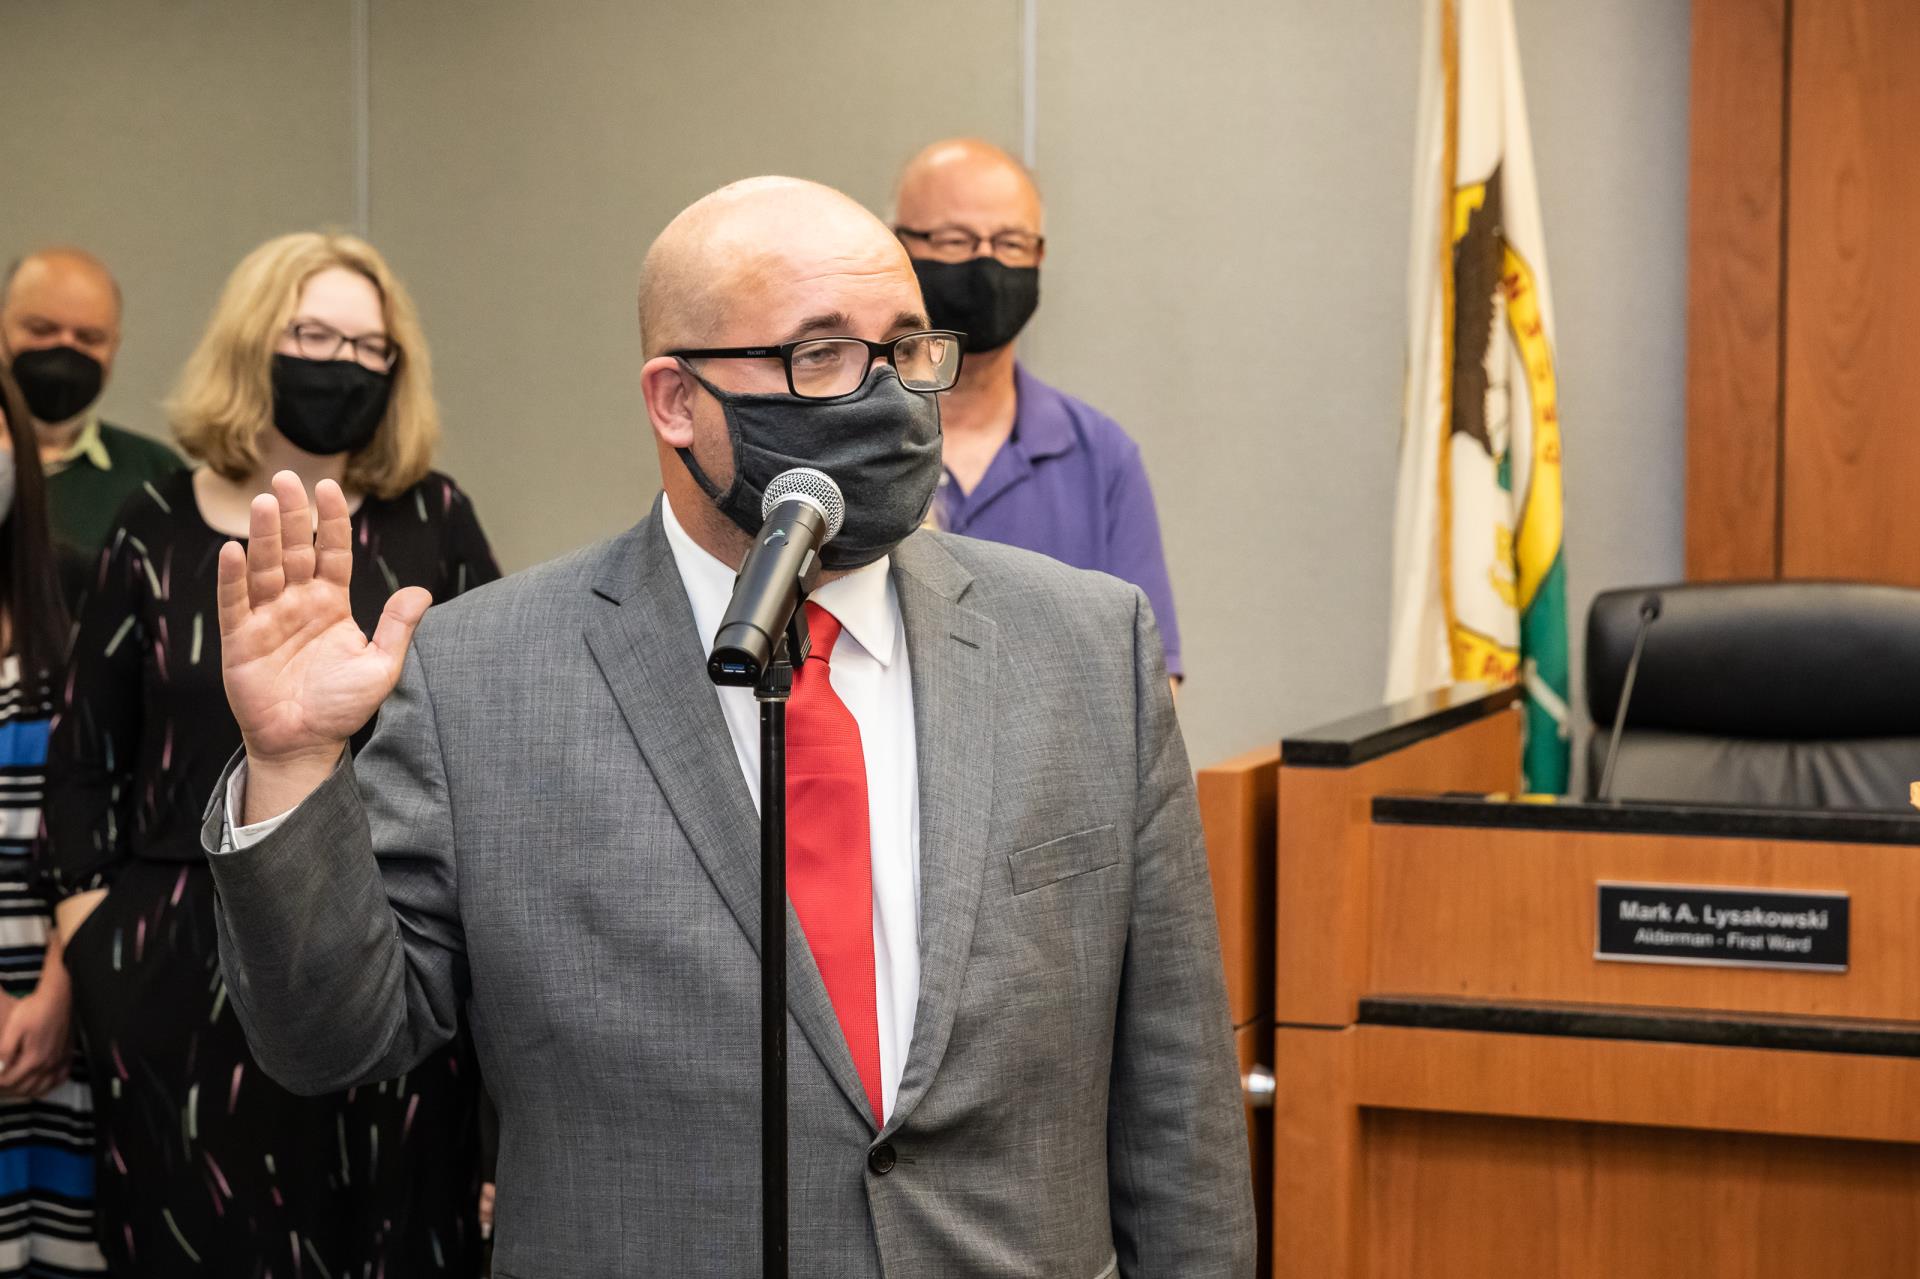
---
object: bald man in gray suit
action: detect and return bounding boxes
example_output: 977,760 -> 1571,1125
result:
198,177 -> 1254,1278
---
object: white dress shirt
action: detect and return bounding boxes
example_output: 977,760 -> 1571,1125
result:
660,496 -> 922,1121
229,494 -> 923,1121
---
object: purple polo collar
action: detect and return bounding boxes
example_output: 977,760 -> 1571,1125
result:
1008,362 -> 1077,461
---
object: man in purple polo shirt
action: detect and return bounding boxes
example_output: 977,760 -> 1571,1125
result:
892,138 -> 1184,680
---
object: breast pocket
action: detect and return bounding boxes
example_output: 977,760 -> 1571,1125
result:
1005,824 -> 1119,896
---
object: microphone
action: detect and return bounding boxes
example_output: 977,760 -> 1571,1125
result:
708,468 -> 846,688
1596,592 -> 1662,801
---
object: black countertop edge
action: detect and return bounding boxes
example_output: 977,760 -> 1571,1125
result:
1279,682 -> 1520,769
1358,996 -> 1920,1059
1372,793 -> 1920,846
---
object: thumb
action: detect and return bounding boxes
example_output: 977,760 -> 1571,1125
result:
369,586 -> 433,673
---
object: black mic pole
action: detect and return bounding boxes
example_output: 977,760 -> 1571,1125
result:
753,603 -> 810,1279
1597,593 -> 1662,801
706,469 -> 843,1279
757,648 -> 791,1279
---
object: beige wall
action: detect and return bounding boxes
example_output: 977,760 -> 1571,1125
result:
1,1 -> 1691,770
1024,0 -> 1692,769
366,1 -> 1023,577
2,2 -> 358,434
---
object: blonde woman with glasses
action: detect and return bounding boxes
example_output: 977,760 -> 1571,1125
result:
42,232 -> 497,1275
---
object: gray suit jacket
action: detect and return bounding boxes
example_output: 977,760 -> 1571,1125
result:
202,498 -> 1254,1278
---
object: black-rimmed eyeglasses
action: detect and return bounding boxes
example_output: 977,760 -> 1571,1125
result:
669,330 -> 965,400
284,320 -> 401,373
895,226 -> 1045,266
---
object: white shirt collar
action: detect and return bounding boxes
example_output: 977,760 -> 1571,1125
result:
659,493 -> 899,668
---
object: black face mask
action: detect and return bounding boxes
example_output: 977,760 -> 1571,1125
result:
911,258 -> 1040,353
270,354 -> 392,456
676,362 -> 943,570
10,346 -> 105,424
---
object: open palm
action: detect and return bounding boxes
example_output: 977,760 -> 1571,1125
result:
219,472 -> 429,770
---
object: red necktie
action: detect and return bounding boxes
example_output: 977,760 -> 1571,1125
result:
785,602 -> 884,1123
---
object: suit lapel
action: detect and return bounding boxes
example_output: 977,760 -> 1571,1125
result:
583,505 -> 761,934
884,532 -> 997,1135
582,499 -> 877,1125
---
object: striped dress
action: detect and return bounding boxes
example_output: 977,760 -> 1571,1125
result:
0,657 -> 104,1277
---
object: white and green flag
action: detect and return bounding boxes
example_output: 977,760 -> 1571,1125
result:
1386,0 -> 1570,792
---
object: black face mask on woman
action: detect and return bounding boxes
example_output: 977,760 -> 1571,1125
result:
911,257 -> 1040,353
676,362 -> 943,570
270,354 -> 391,456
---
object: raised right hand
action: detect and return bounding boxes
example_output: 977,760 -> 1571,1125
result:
218,472 -> 430,821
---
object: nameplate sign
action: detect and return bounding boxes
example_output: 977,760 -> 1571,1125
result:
1596,882 -> 1849,972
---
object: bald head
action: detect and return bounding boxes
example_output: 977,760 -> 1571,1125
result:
2,247 -> 124,427
639,176 -> 919,358
636,177 -> 934,560
892,138 -> 1043,236
2,247 -> 122,324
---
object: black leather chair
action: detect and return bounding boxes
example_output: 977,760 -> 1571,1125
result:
1586,581 -> 1920,811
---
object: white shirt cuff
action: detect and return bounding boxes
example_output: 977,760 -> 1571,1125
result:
221,761 -> 296,852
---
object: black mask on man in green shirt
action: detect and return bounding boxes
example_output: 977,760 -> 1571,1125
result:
11,346 -> 104,425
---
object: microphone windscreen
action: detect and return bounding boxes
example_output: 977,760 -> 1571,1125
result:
761,467 -> 846,542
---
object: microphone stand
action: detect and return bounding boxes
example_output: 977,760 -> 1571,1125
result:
754,602 -> 809,1279
1597,594 -> 1661,802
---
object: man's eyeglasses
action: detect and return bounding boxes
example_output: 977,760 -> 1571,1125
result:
670,330 -> 965,400
895,226 -> 1045,267
284,321 -> 401,373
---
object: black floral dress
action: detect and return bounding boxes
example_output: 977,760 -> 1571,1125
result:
42,468 -> 499,1276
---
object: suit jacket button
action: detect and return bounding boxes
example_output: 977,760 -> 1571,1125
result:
867,1142 -> 896,1175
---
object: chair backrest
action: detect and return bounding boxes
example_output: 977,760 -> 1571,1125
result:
1585,581 -> 1920,810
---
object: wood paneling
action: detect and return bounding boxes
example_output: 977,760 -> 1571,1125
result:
1364,1110 -> 1920,1278
1272,1027 -> 1362,1278
1275,710 -> 1521,1026
1274,1024 -> 1920,1277
1236,1021 -> 1274,1279
1198,745 -> 1280,1027
1199,751 -> 1280,1276
1354,1025 -> 1920,1145
1368,823 -> 1920,1020
1780,0 -> 1920,581
1686,0 -> 1789,580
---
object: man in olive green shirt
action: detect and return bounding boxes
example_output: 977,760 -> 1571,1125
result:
2,248 -> 182,555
